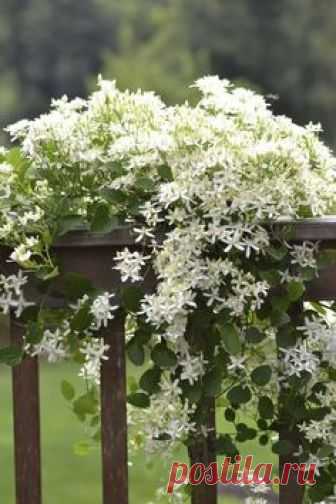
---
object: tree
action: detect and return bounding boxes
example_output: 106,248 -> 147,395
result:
101,0 -> 208,104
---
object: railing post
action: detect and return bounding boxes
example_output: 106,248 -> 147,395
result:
188,398 -> 217,504
278,302 -> 305,504
11,317 -> 42,504
279,429 -> 306,504
100,312 -> 128,504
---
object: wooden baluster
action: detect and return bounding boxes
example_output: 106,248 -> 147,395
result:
11,317 -> 42,504
101,313 -> 128,504
279,430 -> 306,504
188,398 -> 217,504
278,303 -> 305,504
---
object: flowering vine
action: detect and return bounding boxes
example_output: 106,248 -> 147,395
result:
1,76 -> 336,503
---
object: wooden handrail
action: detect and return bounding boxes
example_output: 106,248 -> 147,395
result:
8,217 -> 336,504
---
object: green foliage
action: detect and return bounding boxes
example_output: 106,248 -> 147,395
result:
73,390 -> 98,421
139,366 -> 161,394
251,365 -> 272,387
227,385 -> 252,406
127,392 -> 150,408
0,345 -> 23,366
126,337 -> 145,366
121,286 -> 144,313
258,396 -> 274,419
217,323 -> 242,355
61,380 -> 76,401
151,342 -> 177,368
89,202 -> 119,233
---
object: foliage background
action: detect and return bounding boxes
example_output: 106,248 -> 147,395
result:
0,1 -> 335,502
1,0 -> 336,145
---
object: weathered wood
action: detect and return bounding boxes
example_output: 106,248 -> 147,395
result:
278,303 -> 305,504
279,430 -> 306,504
52,217 -> 336,248
101,313 -> 128,504
4,218 -> 336,504
188,398 -> 217,504
11,318 -> 42,504
274,216 -> 336,242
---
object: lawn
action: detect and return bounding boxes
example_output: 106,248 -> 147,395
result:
0,361 -> 275,503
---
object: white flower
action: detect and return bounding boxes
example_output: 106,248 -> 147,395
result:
228,355 -> 247,372
90,292 -> 118,329
10,244 -> 32,264
290,242 -> 318,269
79,338 -> 110,385
280,344 -> 320,377
28,327 -> 69,362
114,249 -> 150,282
0,271 -> 33,317
0,162 -> 13,174
179,353 -> 207,385
19,208 -> 44,226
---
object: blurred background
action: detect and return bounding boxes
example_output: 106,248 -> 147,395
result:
1,0 -> 336,146
0,1 -> 335,502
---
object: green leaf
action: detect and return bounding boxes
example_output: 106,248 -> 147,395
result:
25,321 -> 43,345
251,365 -> 272,386
227,385 -> 251,406
317,444 -> 334,458
58,215 -> 86,236
217,323 -> 242,355
121,286 -> 144,313
276,325 -> 298,348
136,176 -> 156,192
259,270 -> 280,286
216,434 -> 239,456
39,266 -> 60,281
246,327 -> 266,344
126,338 -> 145,366
151,343 -> 177,368
134,326 -> 152,345
127,392 -> 150,408
7,147 -> 30,175
267,245 -> 288,261
70,304 -> 94,332
236,424 -> 257,442
258,396 -> 274,419
0,345 -> 23,366
139,367 -> 161,394
299,267 -> 316,282
61,380 -> 75,401
61,272 -> 95,300
271,295 -> 290,313
90,203 -> 118,233
182,382 -> 202,403
203,369 -> 223,397
270,311 -> 291,327
272,440 -> 295,456
259,435 -> 269,446
157,165 -> 173,182
287,281 -> 305,301
224,408 -> 236,422
257,419 -> 268,430
101,188 -> 128,204
73,391 -> 97,420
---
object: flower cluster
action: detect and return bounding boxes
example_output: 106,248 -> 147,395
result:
1,76 -> 336,502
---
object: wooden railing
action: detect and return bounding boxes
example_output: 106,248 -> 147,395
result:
5,218 -> 336,504
11,315 -> 129,504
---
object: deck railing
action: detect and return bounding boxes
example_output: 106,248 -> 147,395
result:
5,218 -> 336,504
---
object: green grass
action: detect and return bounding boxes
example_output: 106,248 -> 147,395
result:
0,361 -> 275,503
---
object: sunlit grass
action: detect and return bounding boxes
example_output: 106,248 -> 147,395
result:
0,361 -> 274,503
